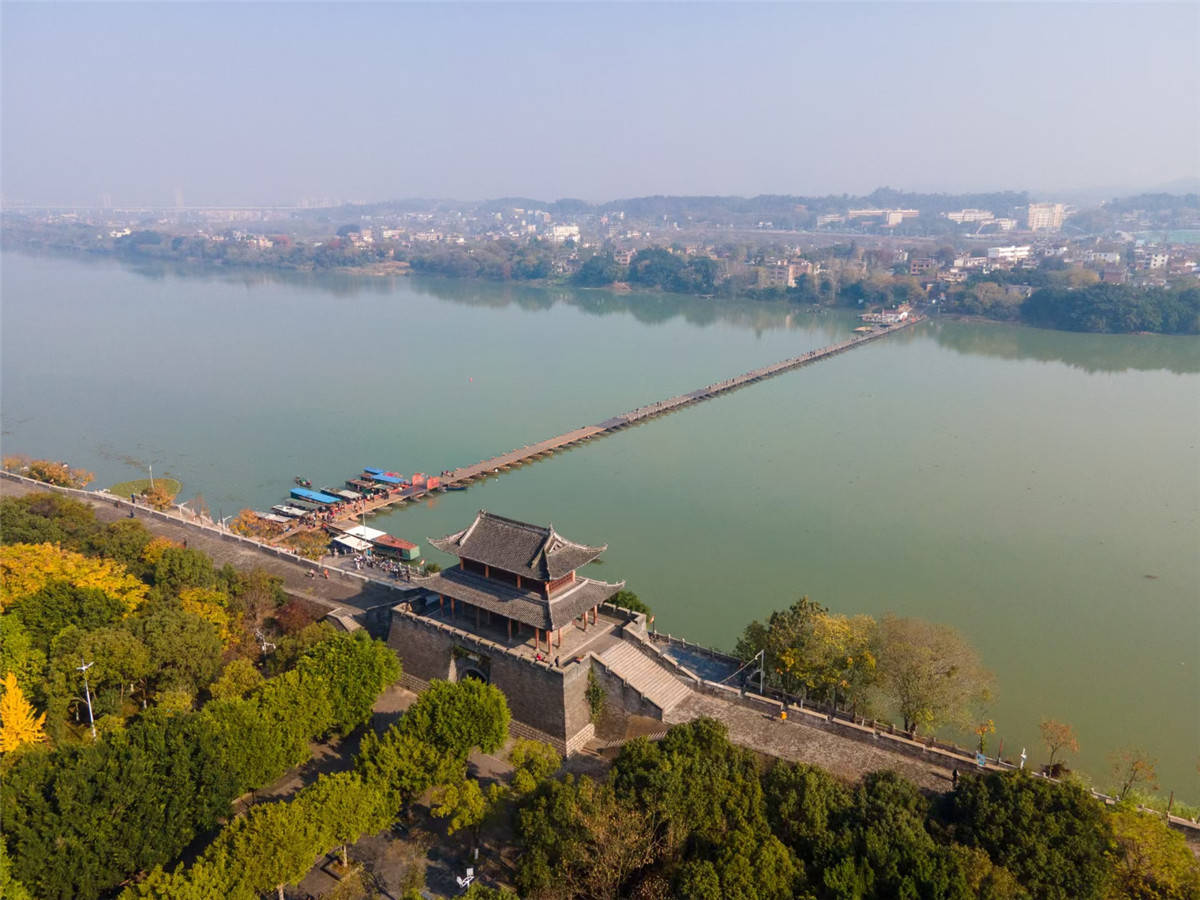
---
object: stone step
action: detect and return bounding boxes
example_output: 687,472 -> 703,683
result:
598,641 -> 692,713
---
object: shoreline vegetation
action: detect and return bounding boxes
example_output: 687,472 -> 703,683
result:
1,491 -> 1197,899
4,226 -> 1198,335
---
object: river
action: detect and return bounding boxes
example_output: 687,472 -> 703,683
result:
3,250 -> 1197,797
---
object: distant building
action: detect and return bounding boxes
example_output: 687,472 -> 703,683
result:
909,257 -> 937,275
1145,251 -> 1169,270
546,224 -> 581,244
757,263 -> 794,289
987,245 -> 1032,263
612,248 -> 635,266
1027,203 -> 1065,232
947,209 -> 994,224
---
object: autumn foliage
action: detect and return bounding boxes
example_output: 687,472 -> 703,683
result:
0,672 -> 47,753
229,509 -> 284,539
3,456 -> 94,488
0,542 -> 148,613
141,482 -> 177,511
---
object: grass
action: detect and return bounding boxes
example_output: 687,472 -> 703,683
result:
108,477 -> 183,498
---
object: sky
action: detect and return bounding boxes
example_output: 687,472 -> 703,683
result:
2,2 -> 1197,207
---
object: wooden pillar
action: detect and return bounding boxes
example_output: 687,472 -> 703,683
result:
516,574 -> 522,589
535,628 -> 541,651
450,597 -> 455,618
556,628 -> 561,648
439,594 -> 444,613
475,606 -> 480,629
507,618 -> 512,640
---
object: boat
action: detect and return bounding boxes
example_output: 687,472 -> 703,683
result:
445,484 -> 468,492
294,476 -> 312,488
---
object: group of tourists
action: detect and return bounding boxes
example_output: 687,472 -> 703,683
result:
348,553 -> 422,581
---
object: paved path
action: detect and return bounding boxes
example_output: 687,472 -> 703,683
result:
665,692 -> 953,792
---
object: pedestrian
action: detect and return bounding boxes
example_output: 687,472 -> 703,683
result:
952,768 -> 959,788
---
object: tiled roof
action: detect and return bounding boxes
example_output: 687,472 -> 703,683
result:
429,510 -> 605,581
418,565 -> 623,631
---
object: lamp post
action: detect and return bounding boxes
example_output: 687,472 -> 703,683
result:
148,463 -> 154,489
78,660 -> 96,739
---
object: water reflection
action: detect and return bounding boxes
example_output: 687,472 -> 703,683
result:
927,317 -> 1200,375
11,249 -> 1197,372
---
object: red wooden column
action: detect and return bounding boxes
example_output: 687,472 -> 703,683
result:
556,628 -> 562,648
507,618 -> 513,640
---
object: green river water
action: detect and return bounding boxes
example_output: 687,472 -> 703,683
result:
2,251 -> 1197,797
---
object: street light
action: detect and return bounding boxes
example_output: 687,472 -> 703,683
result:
78,660 -> 97,739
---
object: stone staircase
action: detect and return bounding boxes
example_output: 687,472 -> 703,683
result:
596,641 -> 692,714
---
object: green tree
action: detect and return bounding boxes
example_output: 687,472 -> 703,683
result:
509,738 -> 562,798
399,678 -> 510,756
516,774 -> 659,900
0,617 -> 46,699
153,547 -> 216,594
0,494 -> 102,552
0,840 -> 34,900
1106,804 -> 1200,900
734,595 -> 828,696
219,797 -> 326,900
947,770 -> 1112,900
874,614 -> 992,733
129,608 -> 223,697
307,771 -> 392,869
611,718 -> 797,899
12,580 -> 125,649
823,770 -> 970,899
609,588 -> 650,615
209,658 -> 264,701
763,761 -> 851,869
572,252 -> 623,286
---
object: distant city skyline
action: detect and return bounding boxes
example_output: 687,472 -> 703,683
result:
3,2 -> 1197,208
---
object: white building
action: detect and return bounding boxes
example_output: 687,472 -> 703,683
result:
1027,202 -> 1065,232
987,245 -> 1032,263
947,209 -> 994,224
545,224 -> 581,244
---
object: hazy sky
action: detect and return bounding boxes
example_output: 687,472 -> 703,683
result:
3,2 -> 1197,206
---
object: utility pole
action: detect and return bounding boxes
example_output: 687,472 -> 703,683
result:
148,463 -> 154,488
78,660 -> 97,739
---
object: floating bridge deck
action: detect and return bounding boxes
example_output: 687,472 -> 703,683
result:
334,317 -> 920,524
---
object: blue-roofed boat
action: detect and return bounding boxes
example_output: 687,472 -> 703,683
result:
363,467 -> 385,475
291,487 -> 343,505
367,472 -> 404,485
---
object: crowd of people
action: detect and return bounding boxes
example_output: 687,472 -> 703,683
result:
347,552 -> 423,581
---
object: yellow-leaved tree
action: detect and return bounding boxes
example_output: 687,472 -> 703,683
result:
0,543 -> 148,613
0,671 -> 47,752
179,587 -> 235,646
